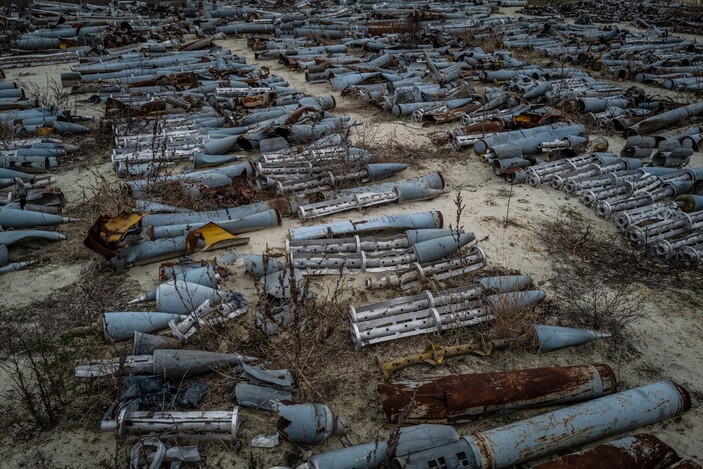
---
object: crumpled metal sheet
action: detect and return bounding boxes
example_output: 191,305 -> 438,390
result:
83,211 -> 143,258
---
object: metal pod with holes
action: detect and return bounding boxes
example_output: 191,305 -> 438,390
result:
103,399 -> 240,441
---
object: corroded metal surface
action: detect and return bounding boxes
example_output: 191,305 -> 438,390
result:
379,363 -> 617,423
532,434 -> 681,469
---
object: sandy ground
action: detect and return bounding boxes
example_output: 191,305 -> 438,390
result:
0,26 -> 702,469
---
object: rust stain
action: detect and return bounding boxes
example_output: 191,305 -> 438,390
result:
241,94 -> 273,108
532,434 -> 681,469
423,103 -> 482,125
378,364 -> 617,423
266,197 -> 294,216
458,119 -> 505,134
158,261 -> 207,281
470,433 -> 495,469
284,105 -> 318,125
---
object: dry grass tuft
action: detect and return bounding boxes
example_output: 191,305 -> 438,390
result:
491,298 -> 543,339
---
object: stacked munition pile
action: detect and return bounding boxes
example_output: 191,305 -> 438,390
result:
0,0 -> 700,468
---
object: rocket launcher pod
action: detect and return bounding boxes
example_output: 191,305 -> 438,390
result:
102,399 -> 240,441
289,211 -> 444,241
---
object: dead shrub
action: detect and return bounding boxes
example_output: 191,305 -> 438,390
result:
554,280 -> 642,335
537,209 -> 700,288
0,323 -> 72,436
20,77 -> 72,112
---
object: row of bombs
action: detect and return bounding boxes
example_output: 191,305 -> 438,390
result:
250,21 -> 620,130
110,101 -> 347,175
502,74 -> 664,131
0,137 -> 81,274
108,92 -> 344,171
331,69 -> 601,129
118,135 -> 447,223
619,132 -> 703,167
74,221 -> 486,345
86,208 -> 453,270
248,12 -> 703,140
475,9 -> 703,95
0,81 -> 32,110
514,154 -> 703,265
454,121 -> 698,180
113,114 -> 356,181
0,140 -> 77,212
0,106 -> 91,137
520,0 -> 703,35
122,210 -> 444,249
349,275 -> 545,347
497,14 -> 699,82
135,162 -> 442,225
0,83 -> 87,135
452,122 -> 590,176
0,137 -> 80,177
61,46 -> 251,91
